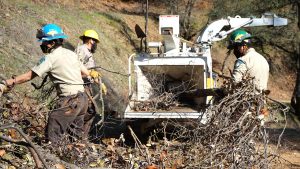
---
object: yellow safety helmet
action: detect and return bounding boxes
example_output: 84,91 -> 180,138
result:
80,29 -> 99,43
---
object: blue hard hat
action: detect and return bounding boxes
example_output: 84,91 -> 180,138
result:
36,24 -> 68,42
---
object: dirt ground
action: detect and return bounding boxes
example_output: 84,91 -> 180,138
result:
260,111 -> 300,168
267,127 -> 300,168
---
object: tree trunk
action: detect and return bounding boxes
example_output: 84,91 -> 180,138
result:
165,0 -> 179,14
182,0 -> 196,40
291,1 -> 300,117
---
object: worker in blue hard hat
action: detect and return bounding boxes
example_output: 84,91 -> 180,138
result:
0,24 -> 101,144
228,29 -> 269,92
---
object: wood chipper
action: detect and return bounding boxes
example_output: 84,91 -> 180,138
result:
123,14 -> 288,129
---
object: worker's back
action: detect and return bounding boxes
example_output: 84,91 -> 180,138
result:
239,48 -> 269,91
32,46 -> 85,96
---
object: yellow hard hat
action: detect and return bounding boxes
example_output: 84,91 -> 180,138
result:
80,29 -> 99,42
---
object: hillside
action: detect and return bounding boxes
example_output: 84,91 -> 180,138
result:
0,0 -> 147,112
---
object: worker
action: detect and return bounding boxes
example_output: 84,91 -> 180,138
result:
75,29 -> 107,140
228,29 -> 269,92
0,24 -> 101,144
76,29 -> 99,69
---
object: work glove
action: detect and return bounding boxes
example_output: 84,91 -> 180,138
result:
101,83 -> 107,95
89,70 -> 101,79
0,81 -> 8,97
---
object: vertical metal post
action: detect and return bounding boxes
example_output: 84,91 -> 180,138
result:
144,0 -> 148,52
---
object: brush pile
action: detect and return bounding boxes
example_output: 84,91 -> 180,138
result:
0,79 -> 290,168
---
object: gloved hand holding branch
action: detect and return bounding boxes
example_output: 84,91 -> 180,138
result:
88,70 -> 107,95
89,69 -> 102,79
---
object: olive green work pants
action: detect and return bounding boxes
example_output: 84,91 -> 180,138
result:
46,92 -> 88,144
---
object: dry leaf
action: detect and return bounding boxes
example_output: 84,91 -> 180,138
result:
102,138 -> 111,145
97,159 -> 105,167
102,138 -> 116,145
8,129 -> 17,139
2,153 -> 13,161
160,150 -> 168,161
66,144 -> 73,151
171,158 -> 183,169
54,163 -> 66,169
89,162 -> 98,167
75,143 -> 86,148
0,149 -> 6,157
146,165 -> 158,169
106,145 -> 115,153
260,108 -> 269,116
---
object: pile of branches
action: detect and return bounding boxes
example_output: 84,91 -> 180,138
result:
133,92 -> 179,111
111,78 -> 288,168
0,77 -> 289,168
132,73 -> 194,111
27,77 -> 285,169
150,79 -> 287,168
